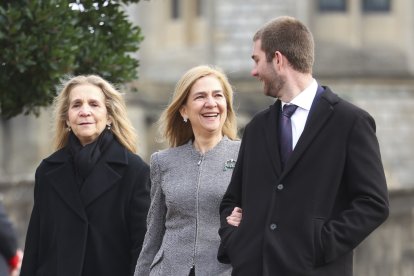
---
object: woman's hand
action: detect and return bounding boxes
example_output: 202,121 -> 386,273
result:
226,207 -> 242,227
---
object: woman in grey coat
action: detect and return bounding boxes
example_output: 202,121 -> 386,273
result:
134,65 -> 240,276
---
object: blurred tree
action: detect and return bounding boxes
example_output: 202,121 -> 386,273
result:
0,0 -> 143,119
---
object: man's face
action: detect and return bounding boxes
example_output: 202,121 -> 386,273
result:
251,39 -> 285,98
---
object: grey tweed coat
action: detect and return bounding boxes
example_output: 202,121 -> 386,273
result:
134,137 -> 240,276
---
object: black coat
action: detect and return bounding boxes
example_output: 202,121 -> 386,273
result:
0,202 -> 18,276
218,87 -> 389,276
21,139 -> 150,276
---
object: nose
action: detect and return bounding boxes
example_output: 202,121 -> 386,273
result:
251,67 -> 258,77
79,105 -> 91,116
205,95 -> 217,107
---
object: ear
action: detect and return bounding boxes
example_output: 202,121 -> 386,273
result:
273,51 -> 285,70
107,115 -> 112,125
179,105 -> 187,119
273,51 -> 280,63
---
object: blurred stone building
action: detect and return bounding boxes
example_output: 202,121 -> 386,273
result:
1,0 -> 414,275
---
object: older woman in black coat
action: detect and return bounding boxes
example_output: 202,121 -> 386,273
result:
20,75 -> 150,276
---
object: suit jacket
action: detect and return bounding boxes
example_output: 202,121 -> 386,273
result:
218,87 -> 389,276
135,137 -> 240,276
0,202 -> 18,276
20,139 -> 150,276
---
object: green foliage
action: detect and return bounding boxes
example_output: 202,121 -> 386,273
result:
0,0 -> 143,119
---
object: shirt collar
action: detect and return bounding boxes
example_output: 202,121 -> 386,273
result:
282,78 -> 318,111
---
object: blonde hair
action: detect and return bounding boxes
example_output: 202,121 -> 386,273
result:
52,75 -> 138,153
159,65 -> 238,147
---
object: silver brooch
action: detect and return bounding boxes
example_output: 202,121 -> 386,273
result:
224,159 -> 236,171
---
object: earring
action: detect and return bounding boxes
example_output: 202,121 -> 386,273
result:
107,124 -> 111,130
67,126 -> 71,132
183,117 -> 188,123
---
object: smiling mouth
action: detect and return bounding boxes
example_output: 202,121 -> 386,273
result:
202,113 -> 219,118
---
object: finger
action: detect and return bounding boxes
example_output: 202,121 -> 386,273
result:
230,211 -> 242,219
227,217 -> 239,225
234,207 -> 242,213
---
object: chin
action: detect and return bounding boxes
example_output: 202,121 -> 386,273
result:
204,128 -> 220,133
264,90 -> 273,97
203,126 -> 221,133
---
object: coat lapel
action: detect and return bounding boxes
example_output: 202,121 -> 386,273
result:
282,88 -> 339,175
46,150 -> 87,221
80,140 -> 128,207
264,101 -> 283,176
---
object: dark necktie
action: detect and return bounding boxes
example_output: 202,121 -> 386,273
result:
280,104 -> 298,168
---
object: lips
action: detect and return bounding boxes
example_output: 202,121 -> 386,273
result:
202,112 -> 219,118
79,122 -> 93,125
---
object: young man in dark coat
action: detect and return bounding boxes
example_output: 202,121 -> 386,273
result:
218,16 -> 389,276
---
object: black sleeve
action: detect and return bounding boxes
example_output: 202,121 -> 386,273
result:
128,159 -> 151,276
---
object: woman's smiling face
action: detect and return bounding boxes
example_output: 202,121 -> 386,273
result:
180,75 -> 227,137
66,84 -> 110,146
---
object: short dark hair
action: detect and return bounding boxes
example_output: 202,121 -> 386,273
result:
253,16 -> 314,73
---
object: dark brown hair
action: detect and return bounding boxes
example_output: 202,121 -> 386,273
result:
253,16 -> 314,73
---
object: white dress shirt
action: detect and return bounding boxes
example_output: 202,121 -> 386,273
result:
281,79 -> 318,150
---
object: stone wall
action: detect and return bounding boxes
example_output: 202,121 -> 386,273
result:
354,188 -> 414,276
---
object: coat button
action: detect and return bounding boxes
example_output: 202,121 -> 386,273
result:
270,223 -> 277,230
277,184 -> 284,190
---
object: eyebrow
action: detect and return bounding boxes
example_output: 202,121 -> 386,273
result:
193,90 -> 223,95
69,98 -> 101,104
70,98 -> 82,104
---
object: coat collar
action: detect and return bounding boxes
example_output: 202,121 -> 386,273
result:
264,100 -> 283,176
264,86 -> 339,177
44,139 -> 128,221
186,135 -> 232,158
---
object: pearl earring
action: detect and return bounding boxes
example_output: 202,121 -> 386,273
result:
183,117 -> 188,123
107,124 -> 111,130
